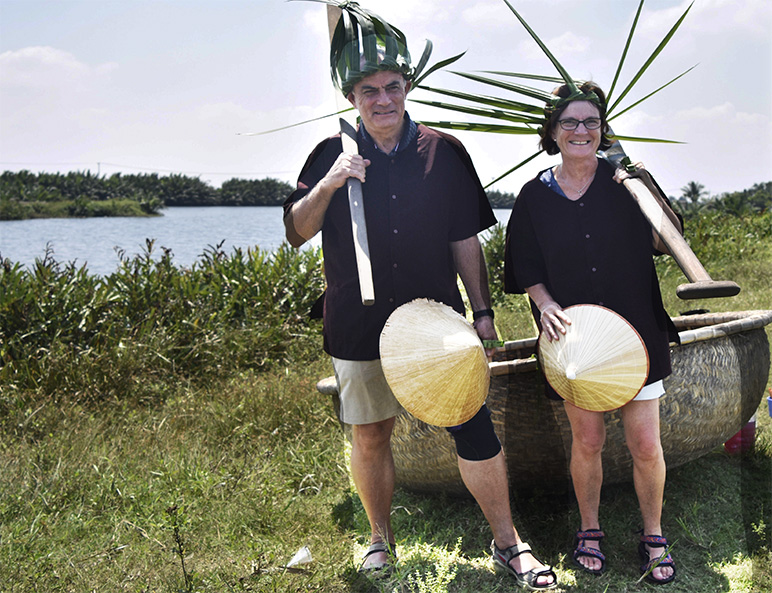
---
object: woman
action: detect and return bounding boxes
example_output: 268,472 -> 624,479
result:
504,81 -> 681,585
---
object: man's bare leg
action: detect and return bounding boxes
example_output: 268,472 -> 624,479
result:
350,417 -> 396,568
458,451 -> 555,587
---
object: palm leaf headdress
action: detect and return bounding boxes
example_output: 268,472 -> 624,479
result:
414,0 -> 695,186
298,0 -> 464,97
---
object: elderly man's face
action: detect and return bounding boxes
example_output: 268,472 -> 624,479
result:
347,70 -> 410,138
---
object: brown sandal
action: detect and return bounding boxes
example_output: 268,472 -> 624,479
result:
491,541 -> 558,590
358,541 -> 397,575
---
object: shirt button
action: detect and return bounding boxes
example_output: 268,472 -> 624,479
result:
599,301 -> 605,306
579,202 -> 584,207
592,267 -> 597,272
393,229 -> 398,234
389,297 -> 394,303
585,234 -> 590,239
391,194 -> 397,199
393,263 -> 398,268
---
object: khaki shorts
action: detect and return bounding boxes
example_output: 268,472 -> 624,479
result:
331,357 -> 404,425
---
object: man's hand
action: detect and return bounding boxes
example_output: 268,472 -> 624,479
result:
473,315 -> 498,361
325,152 -> 371,189
285,152 -> 371,247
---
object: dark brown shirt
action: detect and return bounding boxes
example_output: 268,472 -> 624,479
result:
286,120 -> 496,360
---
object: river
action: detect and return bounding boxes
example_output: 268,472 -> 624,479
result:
0,207 -> 512,276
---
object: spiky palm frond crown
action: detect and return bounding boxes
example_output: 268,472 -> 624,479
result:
413,0 -> 695,185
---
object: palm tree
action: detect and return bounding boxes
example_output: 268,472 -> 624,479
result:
676,181 -> 709,217
680,181 -> 708,204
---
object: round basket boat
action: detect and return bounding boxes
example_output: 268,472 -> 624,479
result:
317,310 -> 772,495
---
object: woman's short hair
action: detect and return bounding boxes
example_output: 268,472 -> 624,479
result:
539,81 -> 613,156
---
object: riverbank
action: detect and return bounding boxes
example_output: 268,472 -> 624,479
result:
0,197 -> 160,220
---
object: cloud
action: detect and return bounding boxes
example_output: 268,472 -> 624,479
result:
0,46 -> 116,90
610,101 -> 771,196
640,0 -> 772,39
0,46 -> 121,167
517,31 -> 591,63
461,2 -> 508,28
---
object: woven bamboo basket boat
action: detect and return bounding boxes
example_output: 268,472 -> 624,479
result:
317,310 -> 772,495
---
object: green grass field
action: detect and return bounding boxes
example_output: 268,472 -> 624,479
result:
1,213 -> 770,592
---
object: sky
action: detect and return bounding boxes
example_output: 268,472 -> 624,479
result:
1,0 -> 770,199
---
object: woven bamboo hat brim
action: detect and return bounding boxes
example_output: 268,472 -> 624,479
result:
537,304 -> 649,412
379,299 -> 490,427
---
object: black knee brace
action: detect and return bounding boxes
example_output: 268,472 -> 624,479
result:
445,404 -> 502,461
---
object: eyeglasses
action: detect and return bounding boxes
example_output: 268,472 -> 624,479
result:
557,117 -> 602,131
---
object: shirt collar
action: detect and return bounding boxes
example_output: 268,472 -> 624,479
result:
358,112 -> 417,156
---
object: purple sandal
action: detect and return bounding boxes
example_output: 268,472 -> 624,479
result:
638,534 -> 676,585
572,529 -> 606,575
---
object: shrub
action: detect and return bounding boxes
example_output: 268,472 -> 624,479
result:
0,241 -> 325,400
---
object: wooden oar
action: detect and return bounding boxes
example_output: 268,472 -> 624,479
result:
601,131 -> 740,300
326,5 -> 375,306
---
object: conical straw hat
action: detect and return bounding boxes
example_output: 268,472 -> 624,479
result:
537,305 -> 649,412
379,299 -> 490,427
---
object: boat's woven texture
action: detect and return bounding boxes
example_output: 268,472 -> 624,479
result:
317,311 -> 771,495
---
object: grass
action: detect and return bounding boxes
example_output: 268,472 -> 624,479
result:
0,212 -> 770,592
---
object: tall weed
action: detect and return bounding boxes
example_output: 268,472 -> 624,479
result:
0,240 -> 325,401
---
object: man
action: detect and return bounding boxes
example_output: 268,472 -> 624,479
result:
283,3 -> 556,589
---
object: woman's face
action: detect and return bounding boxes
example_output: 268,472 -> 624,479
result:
553,100 -> 602,160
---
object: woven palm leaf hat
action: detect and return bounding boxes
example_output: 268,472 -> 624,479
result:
537,305 -> 649,412
315,0 -> 464,97
379,299 -> 490,427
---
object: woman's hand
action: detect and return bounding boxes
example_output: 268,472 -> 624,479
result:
613,161 -> 661,201
613,160 -> 683,251
613,160 -> 647,184
525,284 -> 571,342
540,303 -> 572,342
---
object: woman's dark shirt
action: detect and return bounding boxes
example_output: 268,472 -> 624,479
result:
505,158 -> 678,388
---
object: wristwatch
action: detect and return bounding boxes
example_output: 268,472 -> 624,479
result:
472,308 -> 495,321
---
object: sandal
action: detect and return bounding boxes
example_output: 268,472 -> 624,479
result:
572,529 -> 606,575
358,541 -> 397,575
491,541 -> 558,591
638,534 -> 676,585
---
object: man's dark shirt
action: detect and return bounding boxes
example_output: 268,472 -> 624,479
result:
285,116 -> 496,360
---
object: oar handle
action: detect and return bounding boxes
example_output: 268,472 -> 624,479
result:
601,130 -> 740,300
622,177 -> 740,299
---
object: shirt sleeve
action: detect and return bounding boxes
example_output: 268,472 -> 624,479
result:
283,136 -> 340,218
504,181 -> 548,294
435,130 -> 498,241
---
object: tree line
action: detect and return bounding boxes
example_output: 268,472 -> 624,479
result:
0,170 -> 298,219
675,180 -> 772,218
1,170 -> 769,221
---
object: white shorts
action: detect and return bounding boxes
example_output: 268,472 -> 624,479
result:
331,357 -> 404,425
634,379 -> 665,401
